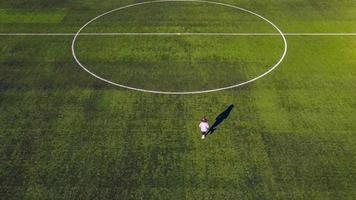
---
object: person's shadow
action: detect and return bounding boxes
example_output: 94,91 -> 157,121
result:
207,104 -> 234,135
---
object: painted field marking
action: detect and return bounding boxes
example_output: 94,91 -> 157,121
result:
71,0 -> 288,95
0,32 -> 356,36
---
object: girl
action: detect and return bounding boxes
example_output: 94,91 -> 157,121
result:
199,117 -> 209,139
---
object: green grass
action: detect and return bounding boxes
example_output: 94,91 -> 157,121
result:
0,9 -> 66,24
1,0 -> 356,199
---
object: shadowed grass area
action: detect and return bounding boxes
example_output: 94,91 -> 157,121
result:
1,0 -> 356,199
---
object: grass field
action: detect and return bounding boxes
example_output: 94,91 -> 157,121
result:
1,0 -> 356,199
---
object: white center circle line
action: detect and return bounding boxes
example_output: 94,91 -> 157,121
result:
71,0 -> 288,95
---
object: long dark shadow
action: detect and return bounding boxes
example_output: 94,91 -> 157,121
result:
207,104 -> 234,135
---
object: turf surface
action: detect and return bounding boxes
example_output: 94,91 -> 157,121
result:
1,0 -> 356,199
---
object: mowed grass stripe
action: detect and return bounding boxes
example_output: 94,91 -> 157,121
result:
74,35 -> 283,91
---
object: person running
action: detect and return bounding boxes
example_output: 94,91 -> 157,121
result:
199,117 -> 209,139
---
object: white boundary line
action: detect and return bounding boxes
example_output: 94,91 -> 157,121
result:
71,0 -> 288,95
1,32 -> 356,36
284,33 -> 356,36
